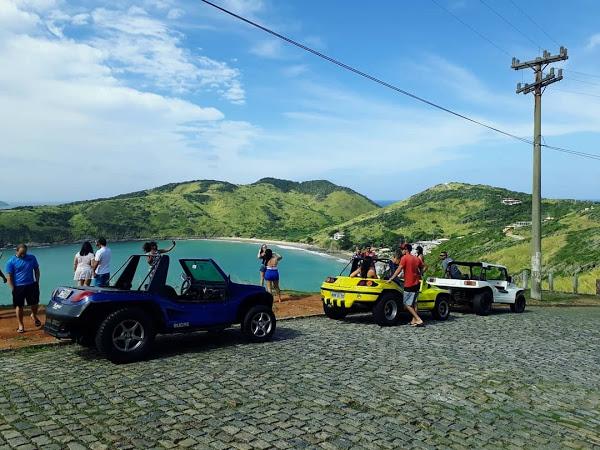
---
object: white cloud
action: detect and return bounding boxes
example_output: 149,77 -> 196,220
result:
282,64 -> 308,77
586,33 -> 600,50
250,39 -> 284,59
220,0 -> 264,17
0,0 -> 40,33
167,8 -> 184,20
88,6 -> 245,101
0,1 -> 257,201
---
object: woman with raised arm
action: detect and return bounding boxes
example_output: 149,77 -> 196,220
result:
263,248 -> 283,303
257,244 -> 268,286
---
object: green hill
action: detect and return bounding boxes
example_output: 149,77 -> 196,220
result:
314,182 -> 600,294
0,179 -> 379,245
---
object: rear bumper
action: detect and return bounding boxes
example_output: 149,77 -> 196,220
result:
44,300 -> 89,339
320,288 -> 379,308
44,317 -> 75,339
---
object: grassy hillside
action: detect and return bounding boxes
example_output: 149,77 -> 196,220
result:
314,182 -> 600,294
0,179 -> 378,246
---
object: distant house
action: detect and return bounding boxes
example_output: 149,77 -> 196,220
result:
503,221 -> 532,233
332,232 -> 345,241
502,198 -> 522,206
413,239 -> 449,255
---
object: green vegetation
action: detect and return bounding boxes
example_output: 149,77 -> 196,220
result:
2,180 -> 599,295
313,182 -> 599,294
0,178 -> 378,247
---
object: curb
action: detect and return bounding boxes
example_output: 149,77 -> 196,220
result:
278,313 -> 325,321
0,339 -> 68,354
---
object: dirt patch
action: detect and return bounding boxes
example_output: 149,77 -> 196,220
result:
0,294 -> 324,351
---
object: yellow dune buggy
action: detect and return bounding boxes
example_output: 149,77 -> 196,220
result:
320,257 -> 450,326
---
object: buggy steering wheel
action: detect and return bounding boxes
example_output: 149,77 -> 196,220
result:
180,276 -> 192,296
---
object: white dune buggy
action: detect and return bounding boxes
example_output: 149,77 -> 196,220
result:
427,261 -> 526,316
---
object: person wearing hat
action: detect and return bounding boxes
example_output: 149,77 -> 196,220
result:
388,243 -> 424,327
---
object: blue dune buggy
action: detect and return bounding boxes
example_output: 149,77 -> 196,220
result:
44,254 -> 276,363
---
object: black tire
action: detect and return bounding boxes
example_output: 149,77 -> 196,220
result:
431,295 -> 450,321
242,305 -> 276,342
323,303 -> 348,320
373,292 -> 401,326
510,294 -> 526,313
95,308 -> 155,364
473,291 -> 493,316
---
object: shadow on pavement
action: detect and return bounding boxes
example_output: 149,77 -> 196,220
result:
451,305 -> 532,316
75,325 -> 303,362
339,312 -> 459,327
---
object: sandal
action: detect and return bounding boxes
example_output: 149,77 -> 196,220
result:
31,315 -> 42,327
17,328 -> 24,334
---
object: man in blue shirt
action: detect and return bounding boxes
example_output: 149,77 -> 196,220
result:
5,244 -> 41,333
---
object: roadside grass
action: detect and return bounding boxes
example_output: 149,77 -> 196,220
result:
525,290 -> 600,305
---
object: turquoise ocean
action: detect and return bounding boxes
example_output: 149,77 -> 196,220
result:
0,240 -> 347,305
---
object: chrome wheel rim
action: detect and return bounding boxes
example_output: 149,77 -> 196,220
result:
112,319 -> 145,352
384,300 -> 398,320
250,312 -> 272,337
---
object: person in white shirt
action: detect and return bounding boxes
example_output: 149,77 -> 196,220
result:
91,237 -> 112,287
73,241 -> 95,287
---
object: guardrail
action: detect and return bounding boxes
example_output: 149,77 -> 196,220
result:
513,270 -> 600,295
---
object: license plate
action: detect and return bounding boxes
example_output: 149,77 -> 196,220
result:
332,292 -> 345,300
57,289 -> 72,299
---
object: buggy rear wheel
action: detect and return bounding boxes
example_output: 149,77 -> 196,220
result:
431,294 -> 450,321
510,294 -> 526,313
323,303 -> 348,320
473,291 -> 493,316
95,308 -> 155,364
373,292 -> 401,326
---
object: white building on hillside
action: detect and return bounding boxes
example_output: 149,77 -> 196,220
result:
502,198 -> 523,206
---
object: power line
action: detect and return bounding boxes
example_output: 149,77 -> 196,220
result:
429,0 -> 510,56
507,0 -> 561,48
199,0 -> 600,162
431,0 -> 600,91
478,0 -> 542,50
554,89 -> 600,99
563,69 -> 600,80
564,77 -> 600,88
543,143 -> 600,161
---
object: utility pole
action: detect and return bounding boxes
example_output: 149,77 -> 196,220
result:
512,47 -> 568,300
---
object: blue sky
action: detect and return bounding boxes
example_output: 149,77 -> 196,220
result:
1,0 -> 600,202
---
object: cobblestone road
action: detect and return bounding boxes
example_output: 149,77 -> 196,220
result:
1,307 -> 599,449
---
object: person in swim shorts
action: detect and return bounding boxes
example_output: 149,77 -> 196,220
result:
263,248 -> 283,303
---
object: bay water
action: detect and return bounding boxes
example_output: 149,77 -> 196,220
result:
0,240 -> 347,305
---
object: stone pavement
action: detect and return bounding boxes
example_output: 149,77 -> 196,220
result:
0,307 -> 599,449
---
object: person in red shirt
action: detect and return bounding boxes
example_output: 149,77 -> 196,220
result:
388,243 -> 424,327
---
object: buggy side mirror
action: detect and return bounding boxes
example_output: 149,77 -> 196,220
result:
507,276 -> 512,283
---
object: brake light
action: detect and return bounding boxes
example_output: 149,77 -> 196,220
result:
325,277 -> 337,283
464,281 -> 477,286
71,291 -> 93,302
357,280 -> 378,287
